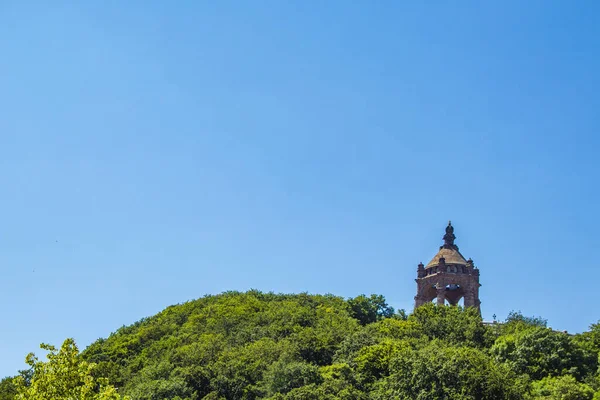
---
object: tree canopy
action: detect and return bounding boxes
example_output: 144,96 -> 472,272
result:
1,291 -> 600,399
11,338 -> 127,400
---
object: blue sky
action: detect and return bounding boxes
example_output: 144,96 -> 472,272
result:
1,1 -> 599,377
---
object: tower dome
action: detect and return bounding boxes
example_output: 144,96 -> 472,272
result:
425,222 -> 467,267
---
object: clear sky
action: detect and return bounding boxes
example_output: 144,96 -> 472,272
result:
1,1 -> 599,377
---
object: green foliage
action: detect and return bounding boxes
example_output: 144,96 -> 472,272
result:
347,294 -> 394,326
81,291 -> 361,399
354,339 -> 411,385
506,311 -> 548,328
531,375 -> 594,400
371,342 -> 527,399
491,326 -> 590,380
12,338 -> 128,400
573,322 -> 600,377
408,302 -> 491,347
2,292 -> 600,400
0,377 -> 17,400
264,363 -> 366,400
262,360 -> 321,396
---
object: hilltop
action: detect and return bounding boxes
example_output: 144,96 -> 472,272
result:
1,290 -> 600,399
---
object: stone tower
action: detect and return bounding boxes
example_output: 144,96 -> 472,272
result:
414,222 -> 481,312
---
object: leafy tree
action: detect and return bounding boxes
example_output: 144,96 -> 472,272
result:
0,377 -> 17,400
498,311 -> 549,337
354,339 -> 411,385
291,303 -> 359,365
13,338 -> 128,400
123,361 -> 191,400
531,375 -> 595,400
264,364 -> 365,400
394,309 -> 408,321
492,326 -> 590,380
408,303 -> 491,347
333,319 -> 424,368
506,311 -> 548,327
0,371 -> 31,400
364,318 -> 424,341
3,291 -> 600,400
347,295 -> 394,326
371,342 -> 527,400
262,360 -> 322,396
573,321 -> 600,376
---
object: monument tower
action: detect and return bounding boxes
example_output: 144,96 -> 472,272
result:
414,222 -> 481,312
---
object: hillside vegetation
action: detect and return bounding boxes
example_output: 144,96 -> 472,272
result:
2,290 -> 600,399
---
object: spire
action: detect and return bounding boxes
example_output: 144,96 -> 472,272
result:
441,221 -> 458,250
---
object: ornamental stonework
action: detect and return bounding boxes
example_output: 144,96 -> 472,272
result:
414,222 -> 481,313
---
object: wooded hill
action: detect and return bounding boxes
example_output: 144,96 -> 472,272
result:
2,290 -> 600,399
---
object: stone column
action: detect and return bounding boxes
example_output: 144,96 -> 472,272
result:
473,284 -> 482,314
436,284 -> 445,306
414,295 -> 426,308
464,291 -> 475,308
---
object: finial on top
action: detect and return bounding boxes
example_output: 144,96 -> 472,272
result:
442,220 -> 457,249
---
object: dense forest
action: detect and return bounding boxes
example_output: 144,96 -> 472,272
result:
2,290 -> 600,399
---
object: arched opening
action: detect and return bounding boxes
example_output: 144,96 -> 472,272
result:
445,284 -> 465,306
430,297 -> 451,306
